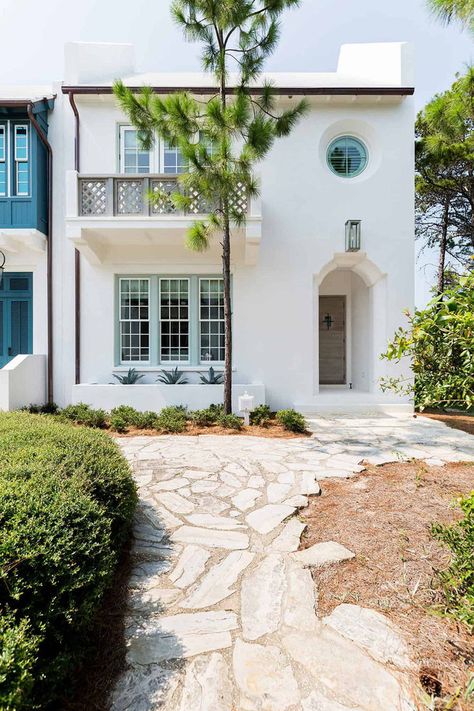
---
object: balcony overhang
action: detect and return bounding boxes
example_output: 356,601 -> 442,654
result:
0,229 -> 46,254
66,170 -> 262,266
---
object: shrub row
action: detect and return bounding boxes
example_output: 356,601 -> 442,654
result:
0,412 -> 137,709
47,402 -> 307,434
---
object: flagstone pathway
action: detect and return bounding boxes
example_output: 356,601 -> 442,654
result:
110,415 -> 474,711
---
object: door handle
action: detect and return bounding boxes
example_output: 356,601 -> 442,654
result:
8,346 -> 12,356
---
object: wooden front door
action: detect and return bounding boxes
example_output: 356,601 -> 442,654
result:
319,296 -> 346,385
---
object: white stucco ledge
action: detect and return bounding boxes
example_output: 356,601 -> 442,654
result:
71,383 -> 265,413
0,354 -> 47,411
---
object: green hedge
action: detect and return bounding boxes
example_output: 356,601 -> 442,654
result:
0,412 -> 137,709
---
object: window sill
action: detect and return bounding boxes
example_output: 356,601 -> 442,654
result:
114,365 -> 233,372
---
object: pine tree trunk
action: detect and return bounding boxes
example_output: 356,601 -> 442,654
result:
222,215 -> 232,414
437,199 -> 449,294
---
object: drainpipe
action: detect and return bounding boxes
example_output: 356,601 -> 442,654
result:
68,92 -> 81,385
27,103 -> 53,404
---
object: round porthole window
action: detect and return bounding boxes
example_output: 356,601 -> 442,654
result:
327,136 -> 368,178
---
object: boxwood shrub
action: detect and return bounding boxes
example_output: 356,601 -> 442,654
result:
0,412 -> 137,709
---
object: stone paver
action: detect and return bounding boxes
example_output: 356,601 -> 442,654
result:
111,414 -> 474,710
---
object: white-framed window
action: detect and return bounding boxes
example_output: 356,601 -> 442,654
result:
159,278 -> 190,362
199,278 -> 225,363
162,139 -> 188,174
119,126 -> 153,174
0,125 -> 6,196
14,125 -> 30,195
116,275 -> 226,366
119,278 -> 150,363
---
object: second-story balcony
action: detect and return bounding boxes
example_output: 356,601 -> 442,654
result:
66,171 -> 262,266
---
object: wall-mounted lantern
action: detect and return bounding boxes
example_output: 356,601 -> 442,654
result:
238,391 -> 255,426
0,250 -> 5,287
345,220 -> 361,252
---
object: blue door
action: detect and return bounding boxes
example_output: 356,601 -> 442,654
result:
0,273 -> 33,368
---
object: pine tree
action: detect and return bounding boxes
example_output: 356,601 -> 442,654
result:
114,0 -> 307,414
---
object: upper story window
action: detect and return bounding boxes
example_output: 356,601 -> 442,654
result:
119,126 -> 189,175
0,122 -> 31,197
327,136 -> 368,178
14,125 -> 30,195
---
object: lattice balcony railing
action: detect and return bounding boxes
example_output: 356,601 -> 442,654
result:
78,175 -> 249,217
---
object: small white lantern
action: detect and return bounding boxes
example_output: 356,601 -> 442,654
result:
238,391 -> 255,426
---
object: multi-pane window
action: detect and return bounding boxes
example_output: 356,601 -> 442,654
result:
0,126 -> 6,196
116,276 -> 225,366
163,140 -> 188,174
160,278 -> 190,362
119,278 -> 150,363
120,127 -> 151,174
200,278 -> 225,363
14,125 -> 29,195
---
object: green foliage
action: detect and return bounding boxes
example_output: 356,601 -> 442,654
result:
199,367 -> 224,384
60,402 -> 107,428
0,614 -> 39,710
381,272 -> 474,410
190,408 -> 218,426
156,406 -> 188,433
416,68 -> 474,288
432,491 -> 474,630
136,410 -> 159,429
250,404 -> 272,426
276,409 -> 307,433
427,0 -> 474,32
217,413 -> 243,430
156,368 -> 188,385
110,405 -> 142,427
109,413 -> 129,433
113,367 -> 145,384
0,412 -> 137,708
22,402 -> 59,415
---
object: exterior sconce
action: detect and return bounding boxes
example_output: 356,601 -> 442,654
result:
238,391 -> 255,426
0,250 -> 5,287
345,220 -> 361,252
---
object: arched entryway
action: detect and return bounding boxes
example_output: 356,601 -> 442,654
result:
315,253 -> 386,394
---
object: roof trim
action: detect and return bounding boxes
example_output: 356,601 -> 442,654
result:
61,85 -> 414,97
0,97 -> 56,111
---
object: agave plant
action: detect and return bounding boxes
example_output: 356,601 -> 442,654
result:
113,368 -> 145,384
157,368 -> 188,385
200,367 -> 224,385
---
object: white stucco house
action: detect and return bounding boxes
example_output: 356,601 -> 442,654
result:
0,41 -> 415,414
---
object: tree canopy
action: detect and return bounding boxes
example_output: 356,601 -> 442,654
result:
427,0 -> 474,32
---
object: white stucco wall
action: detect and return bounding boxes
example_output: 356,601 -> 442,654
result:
51,42 -> 415,412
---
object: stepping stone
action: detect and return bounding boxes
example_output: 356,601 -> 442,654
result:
187,470 -> 216,479
191,480 -> 220,493
172,526 -> 249,550
277,472 -> 295,484
270,519 -> 307,553
169,545 -> 211,589
153,477 -> 190,491
233,638 -> 300,711
110,663 -> 181,711
193,495 -> 230,515
248,475 -> 265,488
130,559 -> 173,590
283,628 -> 412,711
128,611 -> 238,664
150,505 -> 183,529
284,495 -> 309,508
232,488 -> 262,512
283,560 -> 317,630
267,482 -> 292,503
220,471 -> 241,488
178,652 -> 233,711
260,460 -> 289,475
323,604 -> 413,670
299,473 -> 322,494
241,554 -> 285,640
246,504 -> 295,535
129,586 -> 180,613
292,541 -> 354,567
156,491 -> 195,515
181,550 -> 254,609
185,514 -> 245,530
216,484 -> 235,497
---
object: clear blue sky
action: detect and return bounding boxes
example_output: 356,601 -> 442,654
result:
0,0 -> 471,303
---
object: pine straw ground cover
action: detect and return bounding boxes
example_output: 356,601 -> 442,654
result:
300,459 -> 474,709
